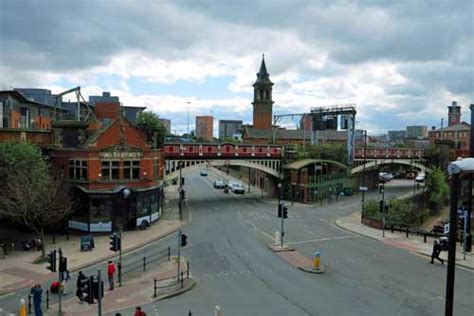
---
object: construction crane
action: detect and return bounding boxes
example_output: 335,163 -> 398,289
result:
53,86 -> 97,122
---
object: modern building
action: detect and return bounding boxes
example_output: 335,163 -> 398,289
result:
158,118 -> 171,135
196,116 -> 213,141
123,106 -> 146,125
219,120 -> 243,140
388,130 -> 406,142
14,88 -> 60,107
406,125 -> 427,139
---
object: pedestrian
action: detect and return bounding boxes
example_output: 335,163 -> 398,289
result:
107,260 -> 116,290
76,271 -> 87,303
30,283 -> 43,316
134,306 -> 147,316
430,240 -> 444,264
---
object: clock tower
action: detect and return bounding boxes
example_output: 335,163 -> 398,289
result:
252,55 -> 274,129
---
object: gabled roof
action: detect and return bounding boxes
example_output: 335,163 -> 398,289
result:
0,90 -> 60,109
429,121 -> 471,132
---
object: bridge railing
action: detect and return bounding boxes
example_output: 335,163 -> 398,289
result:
354,147 -> 425,159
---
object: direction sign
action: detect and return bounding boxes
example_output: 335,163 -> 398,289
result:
359,186 -> 368,192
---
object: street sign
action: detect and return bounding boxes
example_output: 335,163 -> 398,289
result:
359,186 -> 368,192
444,223 -> 450,235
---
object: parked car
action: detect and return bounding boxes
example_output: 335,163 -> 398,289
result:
379,172 -> 394,181
230,182 -> 245,194
213,180 -> 225,189
200,170 -> 208,176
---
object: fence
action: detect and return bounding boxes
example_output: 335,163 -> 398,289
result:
120,246 -> 171,276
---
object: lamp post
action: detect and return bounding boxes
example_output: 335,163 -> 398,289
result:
361,130 -> 367,223
446,158 -> 474,315
278,183 -> 284,247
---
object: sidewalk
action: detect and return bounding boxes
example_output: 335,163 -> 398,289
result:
45,257 -> 195,316
0,185 -> 185,296
335,211 -> 474,270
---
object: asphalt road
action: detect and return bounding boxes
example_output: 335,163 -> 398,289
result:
1,171 -> 472,315
117,171 -> 473,316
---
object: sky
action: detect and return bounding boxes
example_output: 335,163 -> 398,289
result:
1,0 -> 473,136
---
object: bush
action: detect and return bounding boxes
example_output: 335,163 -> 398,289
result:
425,168 -> 449,215
362,199 -> 382,221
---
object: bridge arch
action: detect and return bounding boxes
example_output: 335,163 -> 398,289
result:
350,159 -> 430,175
164,159 -> 283,182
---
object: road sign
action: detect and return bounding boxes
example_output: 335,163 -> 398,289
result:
444,223 -> 450,235
359,186 -> 368,192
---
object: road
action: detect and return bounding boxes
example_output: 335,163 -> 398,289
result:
1,171 -> 472,315
117,170 -> 473,316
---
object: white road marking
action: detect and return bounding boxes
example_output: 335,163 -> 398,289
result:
286,235 -> 358,245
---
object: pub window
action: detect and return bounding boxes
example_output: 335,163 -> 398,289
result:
124,160 -> 140,180
69,159 -> 88,180
101,160 -> 119,181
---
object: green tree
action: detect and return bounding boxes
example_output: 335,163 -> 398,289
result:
425,168 -> 449,215
362,199 -> 381,220
296,143 -> 347,165
0,141 -> 73,258
137,111 -> 166,148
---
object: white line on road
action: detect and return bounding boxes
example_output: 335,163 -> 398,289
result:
286,235 -> 358,245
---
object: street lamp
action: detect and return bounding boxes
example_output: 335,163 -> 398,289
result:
445,157 -> 474,316
361,129 -> 367,223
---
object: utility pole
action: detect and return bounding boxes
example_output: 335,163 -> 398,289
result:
177,230 -> 181,282
97,268 -> 103,316
361,130 -> 367,222
380,180 -> 386,237
118,229 -> 122,287
445,172 -> 459,316
248,168 -> 251,193
58,248 -> 62,316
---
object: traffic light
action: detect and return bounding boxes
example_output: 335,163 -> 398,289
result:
181,177 -> 185,186
46,250 -> 56,272
278,202 -> 283,218
109,233 -> 120,252
457,216 -> 465,232
379,186 -> 384,194
181,189 -> 186,200
59,256 -> 68,273
379,200 -> 384,213
282,204 -> 288,219
82,276 -> 94,304
180,233 -> 188,247
92,278 -> 104,301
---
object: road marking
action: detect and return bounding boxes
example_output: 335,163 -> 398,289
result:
286,235 -> 357,245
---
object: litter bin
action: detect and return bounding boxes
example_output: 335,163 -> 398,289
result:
80,235 -> 95,252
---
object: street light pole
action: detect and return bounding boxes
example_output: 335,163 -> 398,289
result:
361,130 -> 367,222
278,183 -> 284,247
445,172 -> 459,316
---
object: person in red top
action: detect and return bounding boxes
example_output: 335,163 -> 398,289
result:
107,261 -> 116,290
134,306 -> 146,316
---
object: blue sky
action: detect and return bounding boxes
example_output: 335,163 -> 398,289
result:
1,0 -> 472,136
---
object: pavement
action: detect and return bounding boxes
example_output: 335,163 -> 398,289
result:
43,257 -> 195,316
335,211 -> 474,270
0,184 -> 184,296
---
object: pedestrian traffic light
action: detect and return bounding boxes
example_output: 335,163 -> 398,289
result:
82,276 -> 94,304
46,250 -> 56,272
180,233 -> 188,247
109,234 -> 120,252
181,189 -> 186,200
457,217 -> 465,232
282,204 -> 288,219
379,200 -> 384,213
92,278 -> 104,301
278,202 -> 283,218
379,186 -> 384,194
181,177 -> 185,186
59,256 -> 68,273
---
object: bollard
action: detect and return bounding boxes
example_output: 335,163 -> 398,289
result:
52,233 -> 55,245
186,261 -> 190,279
143,256 -> 146,272
214,305 -> 223,316
391,225 -> 394,233
153,278 -> 157,298
168,246 -> 171,261
27,294 -> 31,314
19,298 -> 27,316
406,228 -> 409,238
424,233 -> 427,243
313,251 -> 321,270
181,272 -> 184,289
46,289 -> 49,309
118,261 -> 122,287
188,310 -> 192,316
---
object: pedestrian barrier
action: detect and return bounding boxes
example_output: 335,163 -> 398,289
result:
121,247 -> 170,276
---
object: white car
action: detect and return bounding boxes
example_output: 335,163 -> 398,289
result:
378,172 -> 394,182
415,174 -> 425,182
230,182 -> 245,194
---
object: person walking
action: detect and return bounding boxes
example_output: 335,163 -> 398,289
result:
30,283 -> 43,316
430,240 -> 444,264
107,260 -> 116,290
76,271 -> 87,303
134,306 -> 147,316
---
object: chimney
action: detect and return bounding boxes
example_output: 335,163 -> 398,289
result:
448,100 -> 461,127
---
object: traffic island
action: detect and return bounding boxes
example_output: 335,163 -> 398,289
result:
268,243 -> 294,252
298,265 -> 326,274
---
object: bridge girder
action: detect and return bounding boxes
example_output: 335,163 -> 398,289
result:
164,159 -> 283,181
350,158 -> 430,175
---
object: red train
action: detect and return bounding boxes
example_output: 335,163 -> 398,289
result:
163,143 -> 283,159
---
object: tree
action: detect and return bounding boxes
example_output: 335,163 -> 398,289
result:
296,143 -> 348,165
425,168 -> 449,215
0,141 -> 73,258
136,111 -> 166,148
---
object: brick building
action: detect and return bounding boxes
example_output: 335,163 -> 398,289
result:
196,115 -> 213,141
